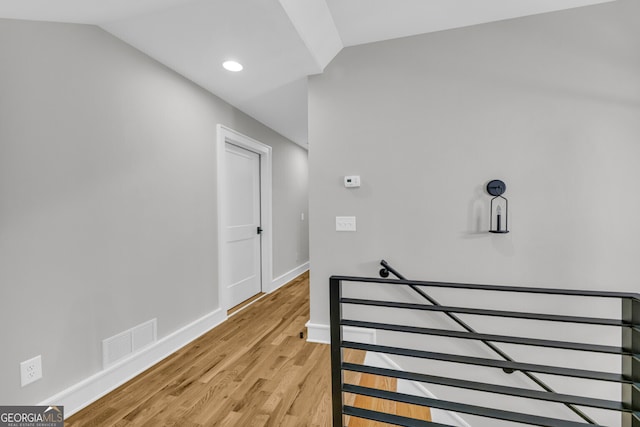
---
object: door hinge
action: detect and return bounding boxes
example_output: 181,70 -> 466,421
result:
257,226 -> 263,235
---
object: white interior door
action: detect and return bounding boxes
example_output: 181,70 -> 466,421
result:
224,143 -> 262,309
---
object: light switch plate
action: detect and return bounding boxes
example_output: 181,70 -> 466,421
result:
336,216 -> 356,231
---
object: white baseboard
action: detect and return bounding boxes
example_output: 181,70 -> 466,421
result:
40,308 -> 227,419
269,262 -> 309,293
44,267 -> 310,419
304,322 -> 376,344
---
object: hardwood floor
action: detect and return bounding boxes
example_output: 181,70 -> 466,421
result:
67,271 -> 430,426
67,271 -> 333,427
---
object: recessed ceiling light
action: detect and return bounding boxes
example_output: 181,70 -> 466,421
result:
222,60 -> 243,72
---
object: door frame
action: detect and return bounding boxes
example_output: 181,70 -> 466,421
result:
216,124 -> 273,312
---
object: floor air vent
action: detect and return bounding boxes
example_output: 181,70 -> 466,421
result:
102,319 -> 157,369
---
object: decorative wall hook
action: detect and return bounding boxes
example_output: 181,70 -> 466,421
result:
487,179 -> 509,233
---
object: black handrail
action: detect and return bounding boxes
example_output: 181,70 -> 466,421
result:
377,259 -> 597,425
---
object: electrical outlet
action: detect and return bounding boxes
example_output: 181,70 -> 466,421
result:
20,355 -> 42,387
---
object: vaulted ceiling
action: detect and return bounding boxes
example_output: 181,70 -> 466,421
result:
0,0 -> 615,147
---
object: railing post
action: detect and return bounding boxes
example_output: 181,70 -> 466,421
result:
330,277 -> 344,427
622,298 -> 640,427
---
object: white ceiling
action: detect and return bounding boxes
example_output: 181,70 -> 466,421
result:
0,0 -> 615,147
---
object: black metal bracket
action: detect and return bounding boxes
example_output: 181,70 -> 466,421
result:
486,179 -> 506,196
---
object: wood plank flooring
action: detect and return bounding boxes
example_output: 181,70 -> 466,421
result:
66,271 -> 431,427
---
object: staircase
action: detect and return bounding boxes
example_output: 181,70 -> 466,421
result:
343,350 -> 432,427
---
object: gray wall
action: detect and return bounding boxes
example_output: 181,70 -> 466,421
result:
0,18 -> 308,404
308,0 -> 639,329
309,1 -> 639,424
272,138 -> 310,272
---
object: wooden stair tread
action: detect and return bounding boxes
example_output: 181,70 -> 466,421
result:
397,402 -> 432,421
343,350 -> 432,426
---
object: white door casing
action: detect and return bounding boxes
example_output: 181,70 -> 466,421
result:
217,125 -> 272,312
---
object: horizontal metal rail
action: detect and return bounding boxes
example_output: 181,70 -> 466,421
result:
341,297 -> 627,327
342,362 -> 630,412
343,384 -> 607,427
336,276 -> 640,302
341,318 -> 626,354
343,340 -> 629,383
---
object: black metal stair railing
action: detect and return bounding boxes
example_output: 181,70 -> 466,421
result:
378,260 -> 595,424
330,262 -> 640,427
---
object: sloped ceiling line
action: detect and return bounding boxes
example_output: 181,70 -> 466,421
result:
278,0 -> 343,74
0,0 -> 617,148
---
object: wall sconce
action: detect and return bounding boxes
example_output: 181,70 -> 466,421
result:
487,179 -> 509,233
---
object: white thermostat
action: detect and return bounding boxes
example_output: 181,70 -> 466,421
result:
344,175 -> 361,188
